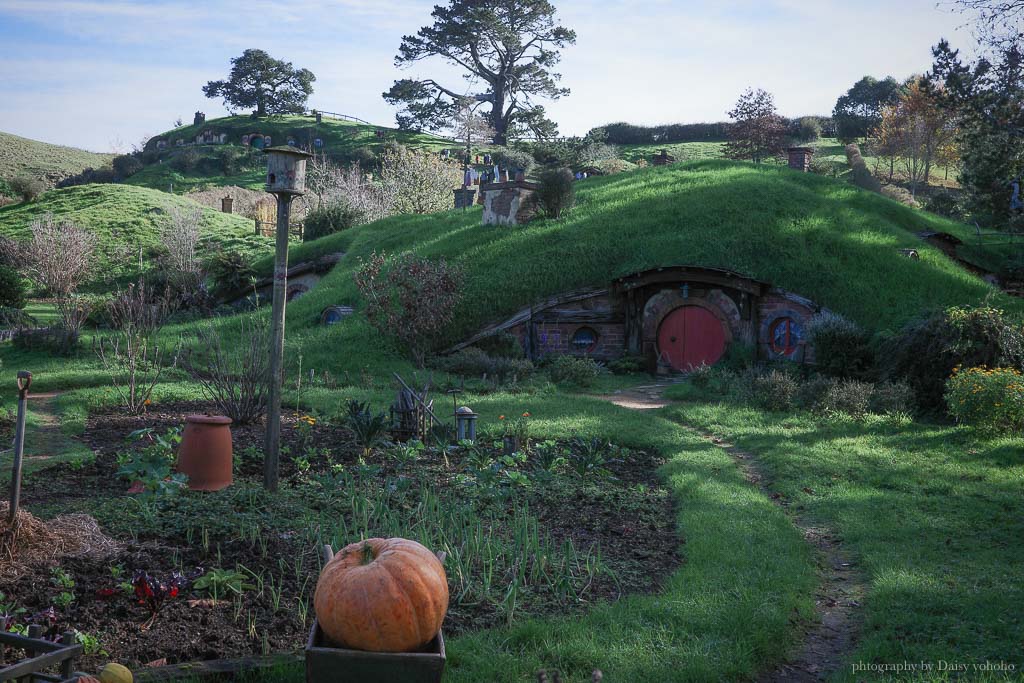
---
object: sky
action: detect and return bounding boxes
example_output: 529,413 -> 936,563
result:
0,0 -> 983,153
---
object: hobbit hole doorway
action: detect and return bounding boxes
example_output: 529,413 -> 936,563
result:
656,305 -> 728,371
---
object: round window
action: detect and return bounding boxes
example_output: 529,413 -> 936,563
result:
321,305 -> 354,326
769,317 -> 803,356
571,327 -> 599,353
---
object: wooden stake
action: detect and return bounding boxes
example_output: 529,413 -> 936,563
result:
263,195 -> 292,492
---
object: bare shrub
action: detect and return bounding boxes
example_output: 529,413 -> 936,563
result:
181,317 -> 270,424
378,146 -> 461,215
161,206 -> 204,286
354,251 -> 464,367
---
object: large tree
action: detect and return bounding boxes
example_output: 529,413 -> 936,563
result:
832,76 -> 902,142
723,88 -> 788,163
203,49 -> 315,117
929,38 -> 1024,224
382,0 -> 576,145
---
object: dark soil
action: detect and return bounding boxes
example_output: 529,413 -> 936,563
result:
2,400 -> 681,672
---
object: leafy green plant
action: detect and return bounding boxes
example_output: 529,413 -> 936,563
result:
567,436 -> 617,479
194,568 -> 255,601
547,355 -> 601,388
116,427 -> 187,498
344,399 -> 390,458
945,366 -> 1024,434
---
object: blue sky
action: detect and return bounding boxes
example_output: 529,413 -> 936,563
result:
0,0 -> 980,152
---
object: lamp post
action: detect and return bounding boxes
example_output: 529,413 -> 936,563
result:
262,145 -> 312,492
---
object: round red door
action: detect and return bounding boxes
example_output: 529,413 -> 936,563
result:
657,306 -> 727,371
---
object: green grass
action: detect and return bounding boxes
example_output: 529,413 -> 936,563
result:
127,114 -> 467,194
0,183 -> 271,286
664,397 -> 1024,681
0,130 -> 113,195
236,159 -> 1020,381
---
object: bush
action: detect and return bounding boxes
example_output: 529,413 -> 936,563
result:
806,312 -> 875,378
925,191 -> 963,218
13,326 -> 79,356
354,252 -> 464,367
56,167 -> 116,188
593,158 -> 636,175
796,117 -> 821,142
491,148 -> 535,175
216,147 -> 243,175
173,147 -> 201,172
845,144 -> 881,192
8,176 -> 46,202
814,379 -> 874,420
945,366 -> 1024,434
747,368 -> 800,412
0,266 -> 26,309
881,184 -> 920,208
181,317 -> 270,424
433,347 -> 534,383
534,168 -> 576,219
112,154 -> 143,179
547,354 -> 601,388
882,305 -> 1024,410
208,250 -> 256,298
474,332 -> 525,359
304,201 -> 365,241
607,354 -> 646,375
870,380 -> 916,415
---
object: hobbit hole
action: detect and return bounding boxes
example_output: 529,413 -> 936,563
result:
449,266 -> 823,372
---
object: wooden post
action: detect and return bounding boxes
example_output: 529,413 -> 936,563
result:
8,371 -> 31,530
263,196 -> 292,492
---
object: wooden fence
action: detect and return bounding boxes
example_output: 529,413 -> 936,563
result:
254,219 -> 304,241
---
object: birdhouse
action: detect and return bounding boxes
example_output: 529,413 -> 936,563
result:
264,146 -> 313,195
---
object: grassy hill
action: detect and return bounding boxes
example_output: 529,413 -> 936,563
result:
0,183 -> 270,287
126,114 -> 461,194
0,131 -> 113,195
239,159 -> 1020,376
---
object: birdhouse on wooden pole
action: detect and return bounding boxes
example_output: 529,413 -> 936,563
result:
262,146 -> 312,493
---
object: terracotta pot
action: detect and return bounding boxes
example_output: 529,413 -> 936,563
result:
177,415 -> 233,491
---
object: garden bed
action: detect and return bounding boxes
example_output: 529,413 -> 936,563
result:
2,400 -> 680,671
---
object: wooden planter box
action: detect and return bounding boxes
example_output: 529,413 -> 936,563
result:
304,622 -> 445,683
0,626 -> 83,682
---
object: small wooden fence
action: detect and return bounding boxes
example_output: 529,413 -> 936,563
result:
974,222 -> 1023,246
254,219 -> 304,241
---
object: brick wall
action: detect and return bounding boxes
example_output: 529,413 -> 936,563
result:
481,181 -> 538,225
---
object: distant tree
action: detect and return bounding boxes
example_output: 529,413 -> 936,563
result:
928,38 -> 1024,223
949,0 -> 1023,48
833,76 -> 902,142
378,146 -> 462,215
203,49 -> 315,117
382,0 -> 576,144
8,176 -> 45,202
112,154 -> 143,179
873,79 -> 957,197
724,88 -> 788,163
452,100 -> 497,158
796,117 -> 822,142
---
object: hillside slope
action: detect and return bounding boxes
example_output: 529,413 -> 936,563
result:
0,131 -> 113,194
243,160 -> 1021,374
127,114 -> 459,193
0,184 -> 269,286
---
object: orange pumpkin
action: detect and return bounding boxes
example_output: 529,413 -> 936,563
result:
314,538 -> 448,652
77,677 -> 101,683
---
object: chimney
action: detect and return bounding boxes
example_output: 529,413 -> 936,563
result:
786,147 -> 814,172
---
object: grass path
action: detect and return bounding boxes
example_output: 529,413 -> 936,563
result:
0,392 -> 92,485
594,382 -> 864,681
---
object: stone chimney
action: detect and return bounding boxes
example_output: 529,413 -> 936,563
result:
481,180 -> 538,226
786,147 -> 814,172
194,111 -> 206,126
221,195 -> 234,214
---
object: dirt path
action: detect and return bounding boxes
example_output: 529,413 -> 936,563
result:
1,393 -> 89,481
594,383 -> 865,681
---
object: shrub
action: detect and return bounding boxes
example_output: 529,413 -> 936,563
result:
56,167 -> 116,188
534,168 -> 576,219
303,201 -> 365,241
112,154 -> 143,179
870,380 -> 916,415
594,158 -> 636,175
474,332 -> 525,359
607,354 -> 646,375
8,176 -> 46,202
796,117 -> 821,142
845,144 -> 881,192
434,348 -> 534,383
547,354 -> 601,388
882,305 -> 1024,410
814,379 -> 874,420
945,366 -> 1024,434
173,147 -> 201,172
216,147 -> 243,175
13,327 -> 79,356
378,145 -> 461,215
491,148 -> 536,175
806,312 -> 875,378
354,252 -> 464,368
0,266 -> 26,310
925,191 -> 963,218
208,251 -> 256,298
748,368 -> 799,412
881,184 -> 920,208
181,317 -> 270,424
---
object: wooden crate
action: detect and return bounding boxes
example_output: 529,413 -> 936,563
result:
304,622 -> 445,683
